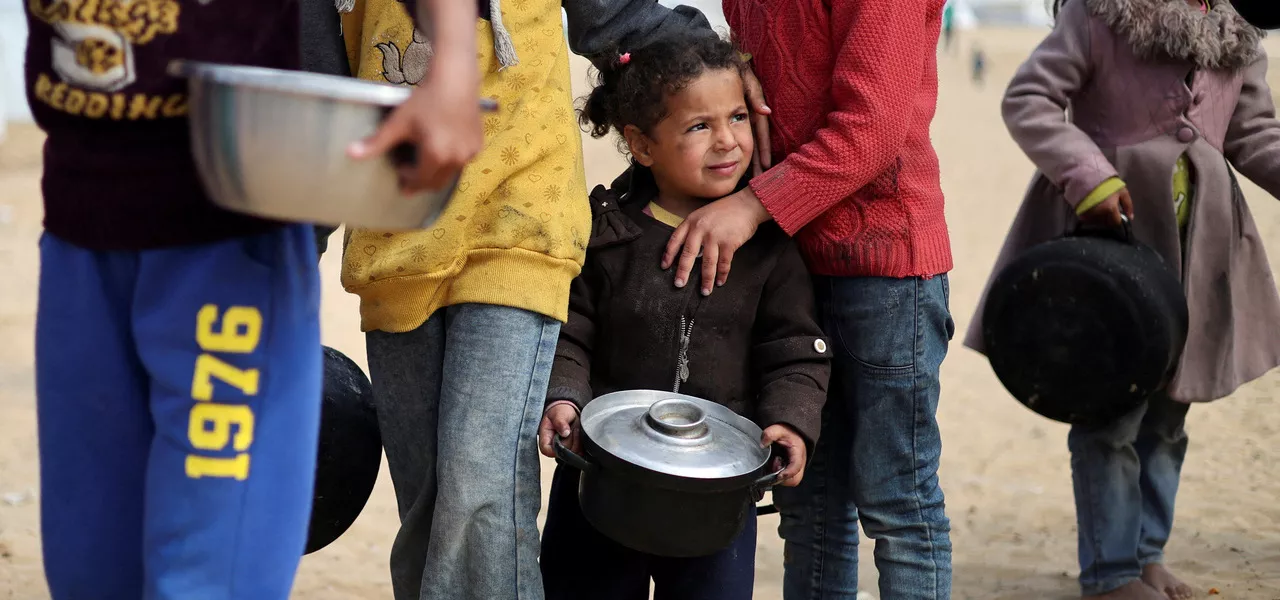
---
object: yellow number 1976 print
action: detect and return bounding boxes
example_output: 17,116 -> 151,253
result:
185,304 -> 262,481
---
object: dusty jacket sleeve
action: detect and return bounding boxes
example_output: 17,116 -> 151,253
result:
546,255 -> 606,411
747,0 -> 934,234
752,242 -> 832,450
1001,0 -> 1117,207
1224,51 -> 1280,198
563,0 -> 712,70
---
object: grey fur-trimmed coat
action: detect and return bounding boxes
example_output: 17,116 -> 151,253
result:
965,0 -> 1280,402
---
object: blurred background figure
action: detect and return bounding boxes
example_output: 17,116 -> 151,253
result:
944,0 -> 957,52
971,45 -> 987,87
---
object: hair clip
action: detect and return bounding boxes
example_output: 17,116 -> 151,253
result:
618,52 -> 631,66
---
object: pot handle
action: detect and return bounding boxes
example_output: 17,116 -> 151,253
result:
1073,213 -> 1134,244
383,99 -> 501,168
1117,213 -> 1134,243
751,462 -> 788,492
750,462 -> 787,516
750,450 -> 791,517
553,436 -> 596,473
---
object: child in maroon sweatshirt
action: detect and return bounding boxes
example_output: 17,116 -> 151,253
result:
23,0 -> 479,597
661,1 -> 955,598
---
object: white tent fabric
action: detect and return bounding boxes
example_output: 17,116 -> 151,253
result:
653,0 -> 1046,34
657,0 -> 1047,32
965,0 -> 1053,27
954,0 -> 982,30
1,4 -> 31,126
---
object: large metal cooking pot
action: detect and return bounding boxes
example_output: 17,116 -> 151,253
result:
554,390 -> 784,558
982,217 -> 1188,426
168,60 -> 494,230
305,346 -> 381,554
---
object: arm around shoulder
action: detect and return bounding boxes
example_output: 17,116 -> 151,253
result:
750,0 -> 933,234
562,0 -> 713,70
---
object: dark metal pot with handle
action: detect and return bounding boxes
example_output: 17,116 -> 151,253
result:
1232,0 -> 1280,30
306,346 -> 381,554
554,390 -> 784,558
982,216 -> 1188,426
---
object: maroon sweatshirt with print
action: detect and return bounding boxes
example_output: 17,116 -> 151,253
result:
24,0 -> 301,250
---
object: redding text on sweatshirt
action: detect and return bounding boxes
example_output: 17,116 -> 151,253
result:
25,0 -> 303,250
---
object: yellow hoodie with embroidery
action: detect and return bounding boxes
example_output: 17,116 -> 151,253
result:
340,0 -> 589,331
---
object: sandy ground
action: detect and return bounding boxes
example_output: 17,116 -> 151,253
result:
3,27 -> 1280,600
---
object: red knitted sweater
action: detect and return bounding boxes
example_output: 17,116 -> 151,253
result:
724,0 -> 953,278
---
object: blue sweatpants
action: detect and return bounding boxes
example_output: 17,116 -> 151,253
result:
35,225 -> 322,600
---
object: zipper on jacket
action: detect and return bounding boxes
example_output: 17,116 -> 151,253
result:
669,253 -> 708,393
674,316 -> 694,393
671,283 -> 708,393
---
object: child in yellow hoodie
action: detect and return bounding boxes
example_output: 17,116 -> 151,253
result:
333,1 -> 754,599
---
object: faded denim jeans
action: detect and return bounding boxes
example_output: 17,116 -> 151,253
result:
365,304 -> 560,600
1069,395 -> 1190,596
774,276 -> 954,600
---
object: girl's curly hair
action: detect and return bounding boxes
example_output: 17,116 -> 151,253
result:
579,33 -> 746,144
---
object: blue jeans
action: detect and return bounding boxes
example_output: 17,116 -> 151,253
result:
540,466 -> 757,600
365,304 -> 561,600
36,226 -> 322,600
774,275 -> 954,600
1069,395 -> 1190,596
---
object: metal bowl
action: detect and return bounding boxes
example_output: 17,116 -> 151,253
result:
170,60 -> 473,230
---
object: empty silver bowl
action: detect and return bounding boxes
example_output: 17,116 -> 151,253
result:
170,60 -> 472,230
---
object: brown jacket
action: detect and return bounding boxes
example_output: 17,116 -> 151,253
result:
965,0 -> 1280,402
547,167 -> 831,445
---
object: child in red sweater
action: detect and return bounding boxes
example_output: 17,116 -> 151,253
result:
662,1 -> 955,598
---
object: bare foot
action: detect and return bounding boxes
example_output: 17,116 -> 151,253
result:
1142,563 -> 1195,600
1084,580 -> 1168,600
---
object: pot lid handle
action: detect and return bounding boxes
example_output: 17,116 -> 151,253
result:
645,398 -> 710,440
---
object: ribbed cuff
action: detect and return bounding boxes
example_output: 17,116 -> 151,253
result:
750,163 -> 826,236
1062,164 -> 1121,209
546,378 -> 591,411
800,219 -> 953,278
1076,177 -> 1126,215
346,247 -> 580,333
544,399 -> 579,414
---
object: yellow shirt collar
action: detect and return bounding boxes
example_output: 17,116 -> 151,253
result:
647,202 -> 685,228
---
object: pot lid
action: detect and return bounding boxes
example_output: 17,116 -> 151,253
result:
579,390 -> 770,480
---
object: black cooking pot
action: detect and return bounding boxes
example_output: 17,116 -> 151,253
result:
553,391 -> 784,558
305,346 -> 381,554
1232,0 -> 1280,30
981,217 -> 1188,426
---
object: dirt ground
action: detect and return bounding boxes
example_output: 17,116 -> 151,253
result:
2,27 -> 1280,600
